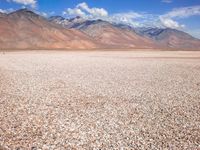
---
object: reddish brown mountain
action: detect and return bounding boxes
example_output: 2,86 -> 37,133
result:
77,20 -> 157,49
1,9 -> 199,50
50,16 -> 200,50
135,28 -> 200,50
49,17 -> 158,49
0,9 -> 157,50
0,9 -> 99,49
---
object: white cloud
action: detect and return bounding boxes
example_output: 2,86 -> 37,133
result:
77,2 -> 108,17
0,9 -> 7,13
36,11 -> 47,17
65,8 -> 86,16
160,5 -> 200,29
110,12 -> 142,22
108,12 -> 158,27
63,3 -> 200,30
63,2 -> 148,27
0,8 -> 14,13
7,0 -> 37,8
63,2 -> 108,18
159,17 -> 184,28
164,5 -> 200,18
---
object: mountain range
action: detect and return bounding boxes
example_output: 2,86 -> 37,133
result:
0,9 -> 99,49
0,8 -> 200,50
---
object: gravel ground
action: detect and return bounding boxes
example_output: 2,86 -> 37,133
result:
0,51 -> 200,150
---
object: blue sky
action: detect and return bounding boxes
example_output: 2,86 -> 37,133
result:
0,0 -> 200,38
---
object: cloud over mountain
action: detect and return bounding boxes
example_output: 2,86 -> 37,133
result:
63,2 -> 152,27
6,0 -> 37,8
160,5 -> 200,29
0,8 -> 14,13
62,2 -> 200,38
63,2 -> 108,18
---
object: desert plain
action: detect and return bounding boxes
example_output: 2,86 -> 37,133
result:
0,50 -> 200,150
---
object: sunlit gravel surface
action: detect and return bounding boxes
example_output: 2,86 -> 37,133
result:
0,51 -> 200,150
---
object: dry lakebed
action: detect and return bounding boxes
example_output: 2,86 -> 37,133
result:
0,50 -> 200,149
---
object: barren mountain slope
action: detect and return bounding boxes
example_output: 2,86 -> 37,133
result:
0,9 -> 99,49
136,28 -> 200,50
80,20 -> 159,49
51,15 -> 200,50
50,17 -> 158,49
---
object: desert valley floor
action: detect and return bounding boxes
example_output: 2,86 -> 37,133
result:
0,50 -> 200,149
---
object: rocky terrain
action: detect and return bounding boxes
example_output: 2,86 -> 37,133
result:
0,51 -> 200,149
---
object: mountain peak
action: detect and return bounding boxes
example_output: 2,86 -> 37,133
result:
8,8 -> 40,18
0,12 -> 6,17
12,8 -> 33,14
68,16 -> 84,22
75,16 -> 81,19
49,16 -> 65,21
18,8 -> 29,12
